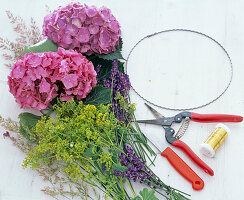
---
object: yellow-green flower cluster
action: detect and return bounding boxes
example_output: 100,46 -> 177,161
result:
23,100 -> 122,182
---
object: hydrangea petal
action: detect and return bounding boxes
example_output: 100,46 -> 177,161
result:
59,60 -> 70,73
12,65 -> 26,79
62,74 -> 78,89
76,27 -> 90,43
39,78 -> 51,93
62,35 -> 73,44
26,55 -> 42,67
99,7 -> 111,20
85,6 -> 98,17
71,18 -> 82,28
60,94 -> 73,101
72,56 -> 83,66
88,25 -> 99,34
65,24 -> 78,36
34,66 -> 48,79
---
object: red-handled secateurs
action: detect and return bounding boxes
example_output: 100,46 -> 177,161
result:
137,103 -> 243,177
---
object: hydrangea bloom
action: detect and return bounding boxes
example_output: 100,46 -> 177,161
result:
42,2 -> 121,55
8,48 -> 97,110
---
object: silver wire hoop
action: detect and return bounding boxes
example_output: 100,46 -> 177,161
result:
125,29 -> 233,111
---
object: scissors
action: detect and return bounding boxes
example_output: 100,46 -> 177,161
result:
137,103 -> 243,176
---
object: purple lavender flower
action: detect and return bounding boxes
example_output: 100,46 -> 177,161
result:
116,145 -> 154,183
103,166 -> 107,171
113,169 -> 121,176
103,60 -> 131,123
103,60 -> 130,97
95,64 -> 102,75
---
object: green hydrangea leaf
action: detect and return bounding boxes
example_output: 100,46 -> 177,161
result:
18,112 -> 41,143
95,48 -> 124,60
87,56 -> 112,83
96,60 -> 112,81
139,188 -> 159,200
87,52 -> 125,85
118,60 -> 125,73
83,86 -> 111,105
94,37 -> 124,60
23,40 -> 58,54
112,162 -> 127,172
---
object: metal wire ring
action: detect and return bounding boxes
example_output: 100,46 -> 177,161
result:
125,29 -> 233,111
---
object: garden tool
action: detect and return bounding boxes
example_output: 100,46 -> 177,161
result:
137,103 -> 243,176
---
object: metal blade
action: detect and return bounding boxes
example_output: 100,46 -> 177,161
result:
144,103 -> 164,119
143,132 -> 165,153
137,118 -> 165,126
137,117 -> 174,126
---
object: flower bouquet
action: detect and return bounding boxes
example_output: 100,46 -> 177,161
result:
0,2 -> 190,200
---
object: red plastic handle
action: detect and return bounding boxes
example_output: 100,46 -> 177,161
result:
191,112 -> 243,123
172,140 -> 214,176
161,147 -> 204,191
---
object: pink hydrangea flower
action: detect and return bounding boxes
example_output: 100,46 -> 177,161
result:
8,48 -> 97,110
42,2 -> 121,55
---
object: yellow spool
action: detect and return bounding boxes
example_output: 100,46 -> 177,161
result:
199,123 -> 230,158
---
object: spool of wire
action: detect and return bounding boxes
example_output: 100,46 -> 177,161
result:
199,123 -> 230,157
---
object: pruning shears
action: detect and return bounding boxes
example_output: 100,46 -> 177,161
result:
137,103 -> 243,177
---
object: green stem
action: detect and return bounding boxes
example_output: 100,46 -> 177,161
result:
126,178 -> 136,197
119,178 -> 126,198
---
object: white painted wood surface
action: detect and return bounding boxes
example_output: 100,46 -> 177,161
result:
1,0 -> 244,199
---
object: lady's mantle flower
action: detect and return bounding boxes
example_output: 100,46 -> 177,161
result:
8,48 -> 97,110
43,2 -> 121,55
